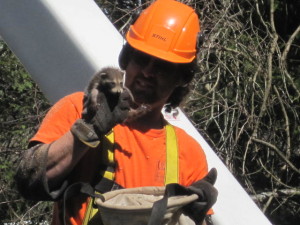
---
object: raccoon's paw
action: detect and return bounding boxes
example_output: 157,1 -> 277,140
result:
125,104 -> 151,123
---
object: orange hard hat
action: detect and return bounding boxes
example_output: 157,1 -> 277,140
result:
126,0 -> 200,63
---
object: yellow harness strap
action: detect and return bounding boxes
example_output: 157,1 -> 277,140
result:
83,124 -> 179,225
165,124 -> 179,184
99,130 -> 115,181
83,130 -> 115,225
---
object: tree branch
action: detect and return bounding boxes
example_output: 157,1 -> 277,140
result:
252,137 -> 300,174
252,188 -> 300,202
273,85 -> 291,159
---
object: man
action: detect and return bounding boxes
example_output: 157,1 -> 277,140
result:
15,0 -> 217,224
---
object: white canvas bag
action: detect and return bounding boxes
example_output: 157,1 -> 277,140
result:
95,186 -> 198,225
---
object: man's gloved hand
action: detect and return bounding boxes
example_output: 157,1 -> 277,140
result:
183,168 -> 218,225
91,89 -> 131,134
71,89 -> 131,148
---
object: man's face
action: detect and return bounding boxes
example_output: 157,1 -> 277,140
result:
125,50 -> 183,107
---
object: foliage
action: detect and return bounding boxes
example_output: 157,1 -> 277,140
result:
1,0 -> 299,225
0,41 -> 51,224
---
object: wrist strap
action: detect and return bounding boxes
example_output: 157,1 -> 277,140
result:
71,119 -> 100,148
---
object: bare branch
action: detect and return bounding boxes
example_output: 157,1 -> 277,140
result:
252,188 -> 300,202
252,137 -> 300,174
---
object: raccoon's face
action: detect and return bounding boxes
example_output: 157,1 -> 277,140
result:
99,69 -> 124,95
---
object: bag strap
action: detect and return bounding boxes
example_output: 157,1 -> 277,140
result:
63,182 -> 104,225
81,130 -> 121,225
148,183 -> 202,225
63,130 -> 118,225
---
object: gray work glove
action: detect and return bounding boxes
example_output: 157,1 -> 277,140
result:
71,89 -> 131,148
183,168 -> 218,225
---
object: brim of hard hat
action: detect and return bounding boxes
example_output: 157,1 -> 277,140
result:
126,35 -> 196,64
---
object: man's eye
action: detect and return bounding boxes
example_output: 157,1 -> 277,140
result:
132,51 -> 151,67
134,57 -> 148,67
154,61 -> 176,75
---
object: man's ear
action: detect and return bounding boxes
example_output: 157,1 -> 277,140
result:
177,77 -> 188,88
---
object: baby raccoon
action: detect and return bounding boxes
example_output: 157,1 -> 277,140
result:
87,66 -> 124,111
85,66 -> 150,122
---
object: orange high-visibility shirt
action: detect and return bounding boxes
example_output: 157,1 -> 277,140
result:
31,92 -> 209,225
